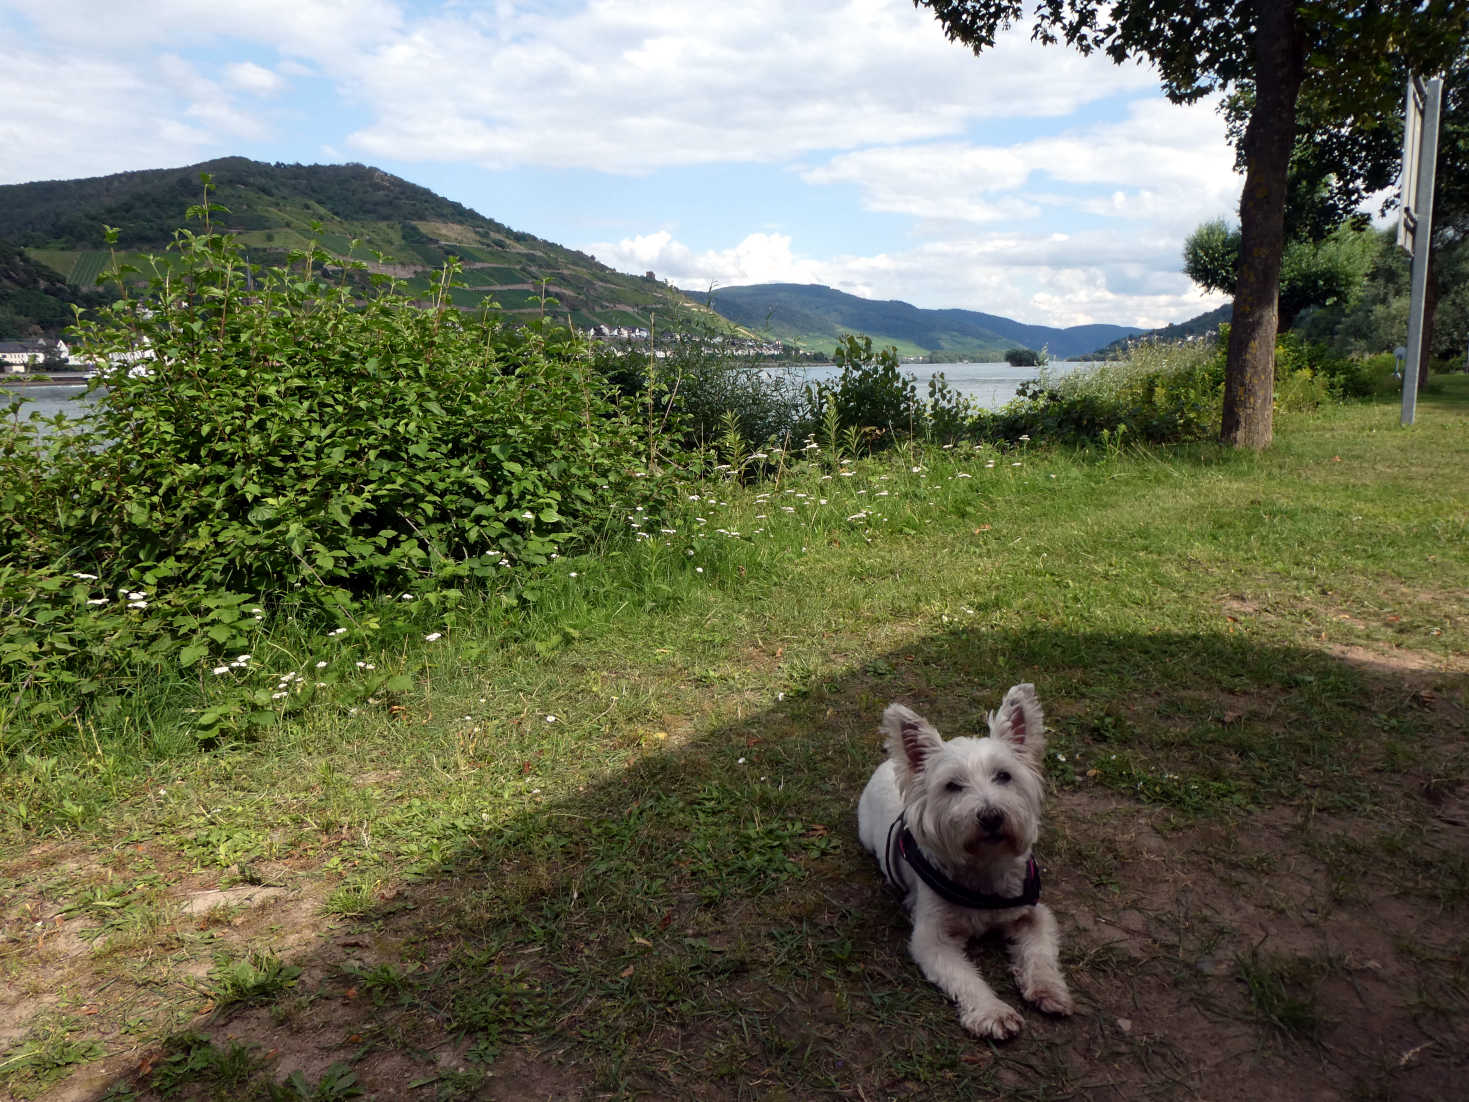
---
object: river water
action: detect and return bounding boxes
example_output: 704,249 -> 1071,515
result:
776,359 -> 1091,409
2,360 -> 1090,430
2,383 -> 94,430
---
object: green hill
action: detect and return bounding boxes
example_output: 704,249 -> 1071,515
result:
698,282 -> 1145,360
0,158 -> 729,336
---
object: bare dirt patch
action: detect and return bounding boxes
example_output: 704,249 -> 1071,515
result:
1327,641 -> 1468,677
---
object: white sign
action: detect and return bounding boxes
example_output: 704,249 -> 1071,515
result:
1398,76 -> 1429,256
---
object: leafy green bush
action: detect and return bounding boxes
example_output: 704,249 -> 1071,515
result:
1275,331 -> 1377,399
1354,352 -> 1402,395
1273,367 -> 1333,412
977,325 -> 1388,448
805,335 -> 972,450
1,186 -> 655,739
805,336 -> 919,447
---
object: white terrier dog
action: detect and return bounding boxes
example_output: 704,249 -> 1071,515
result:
857,684 -> 1073,1040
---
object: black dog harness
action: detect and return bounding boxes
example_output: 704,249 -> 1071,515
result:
883,813 -> 1042,909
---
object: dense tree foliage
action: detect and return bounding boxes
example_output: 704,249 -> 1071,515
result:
1183,218 -> 1378,330
915,0 -> 1467,448
1287,226 -> 1469,365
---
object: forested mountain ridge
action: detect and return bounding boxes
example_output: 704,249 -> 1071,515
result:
0,158 -> 729,336
698,282 -> 1146,361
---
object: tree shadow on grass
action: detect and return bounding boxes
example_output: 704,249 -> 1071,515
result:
96,623 -> 1467,1101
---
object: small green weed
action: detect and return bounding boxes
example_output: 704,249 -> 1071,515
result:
0,1026 -> 106,1096
323,877 -> 384,918
343,961 -> 417,1006
264,1063 -> 363,1101
1236,946 -> 1327,1041
206,952 -> 303,1009
145,1032 -> 263,1096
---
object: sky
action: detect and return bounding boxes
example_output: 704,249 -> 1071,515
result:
0,0 -> 1244,329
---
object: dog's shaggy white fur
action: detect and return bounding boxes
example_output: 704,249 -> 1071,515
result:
857,684 -> 1073,1039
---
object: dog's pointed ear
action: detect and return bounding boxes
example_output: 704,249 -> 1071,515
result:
881,703 -> 942,782
990,683 -> 1046,762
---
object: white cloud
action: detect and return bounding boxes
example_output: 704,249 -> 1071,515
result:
766,94 -> 1241,323
226,61 -> 285,95
833,236 -> 1227,328
3,0 -> 402,57
802,97 -> 1239,235
0,52 -> 217,182
592,230 -> 829,290
1,0 -> 1171,182
335,0 -> 1159,172
157,53 -> 271,140
803,143 -> 1042,223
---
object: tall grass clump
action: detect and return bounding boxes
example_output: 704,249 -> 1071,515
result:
0,181 -> 656,744
982,336 -> 1226,446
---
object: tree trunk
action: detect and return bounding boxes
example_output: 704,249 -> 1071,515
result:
1221,2 -> 1308,449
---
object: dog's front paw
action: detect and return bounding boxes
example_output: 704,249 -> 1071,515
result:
961,1001 -> 1024,1040
1024,980 -> 1074,1016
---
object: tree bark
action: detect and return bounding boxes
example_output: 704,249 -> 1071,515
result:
1221,2 -> 1308,449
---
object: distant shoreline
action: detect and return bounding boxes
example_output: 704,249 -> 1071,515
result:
0,373 -> 93,387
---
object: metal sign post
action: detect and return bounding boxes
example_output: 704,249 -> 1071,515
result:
1398,74 -> 1443,426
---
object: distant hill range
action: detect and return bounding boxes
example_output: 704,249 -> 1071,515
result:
1,157 -> 1222,358
695,282 -> 1147,361
0,157 -> 728,338
1084,303 -> 1233,359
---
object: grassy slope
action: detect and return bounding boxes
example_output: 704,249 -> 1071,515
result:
2,382 -> 1467,1099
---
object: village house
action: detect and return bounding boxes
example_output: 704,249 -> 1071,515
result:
0,339 -> 69,373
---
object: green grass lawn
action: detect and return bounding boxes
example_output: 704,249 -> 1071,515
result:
2,381 -> 1466,1100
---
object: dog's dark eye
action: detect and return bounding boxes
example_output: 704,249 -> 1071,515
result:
994,770 -> 1012,785
945,780 -> 966,792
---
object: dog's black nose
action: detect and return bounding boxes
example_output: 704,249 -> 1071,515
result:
977,808 -> 1004,834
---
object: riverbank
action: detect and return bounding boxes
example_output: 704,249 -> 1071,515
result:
0,373 -> 93,386
3,381 -> 1466,1100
